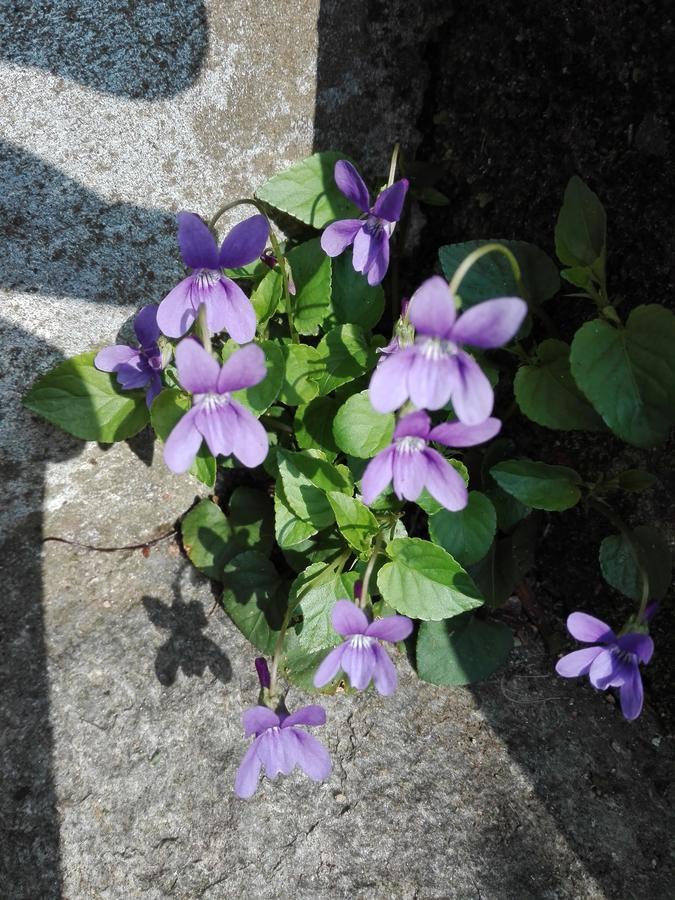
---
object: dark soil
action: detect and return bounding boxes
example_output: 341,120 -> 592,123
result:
412,0 -> 675,727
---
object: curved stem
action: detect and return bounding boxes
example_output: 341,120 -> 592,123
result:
209,197 -> 261,231
588,496 -> 650,621
359,530 -> 387,609
448,242 -> 523,301
196,303 -> 212,355
387,142 -> 401,187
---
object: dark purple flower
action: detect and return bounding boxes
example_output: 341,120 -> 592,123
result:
235,704 -> 331,799
555,612 -> 654,720
369,276 -> 527,424
313,600 -> 413,695
95,305 -> 164,407
164,337 -> 268,473
157,212 -> 269,343
320,160 -> 408,286
255,657 -> 271,689
361,410 -> 500,510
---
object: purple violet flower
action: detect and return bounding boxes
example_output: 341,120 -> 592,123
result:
361,410 -> 501,510
95,305 -> 164,407
320,160 -> 409,286
157,212 -> 268,343
313,600 -> 413,695
555,612 -> 654,720
163,337 -> 268,473
369,275 -> 527,424
235,704 -> 331,799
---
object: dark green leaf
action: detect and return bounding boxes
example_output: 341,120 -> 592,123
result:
221,552 -> 287,654
377,538 -> 484,621
617,469 -> 657,492
276,341 -> 322,406
255,151 -> 360,228
570,305 -> 675,447
429,492 -> 497,567
599,525 -> 672,601
555,175 -> 606,269
314,325 -> 371,395
326,251 -> 385,331
333,390 -> 394,458
228,486 -> 275,555
469,537 -> 519,608
294,396 -> 340,459
24,351 -> 149,442
287,238 -> 332,336
416,614 -> 513,685
490,459 -> 582,511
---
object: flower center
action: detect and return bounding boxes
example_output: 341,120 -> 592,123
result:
419,337 -> 458,359
350,634 -> 374,650
395,435 -> 426,454
610,646 -> 636,665
363,215 -> 384,237
193,268 -> 222,289
195,392 -> 231,411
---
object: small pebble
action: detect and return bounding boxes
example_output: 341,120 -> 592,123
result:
651,736 -> 662,748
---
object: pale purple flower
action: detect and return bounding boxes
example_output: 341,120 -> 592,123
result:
95,305 -> 164,407
157,212 -> 269,342
235,704 -> 331,799
369,275 -> 527,424
313,600 -> 413,695
320,160 -> 409,286
361,411 -> 501,510
555,612 -> 654,720
164,337 -> 268,473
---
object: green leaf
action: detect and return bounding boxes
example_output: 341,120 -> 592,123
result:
277,341 -> 322,406
377,538 -> 484,621
616,469 -> 657,492
255,151 -> 360,229
333,390 -> 394,458
555,175 -> 606,269
326,251 -> 385,330
277,448 -> 352,530
416,614 -> 513,686
221,552 -> 287,655
294,396 -> 340,459
228,486 -> 275,555
599,525 -> 672,602
514,339 -> 605,432
286,238 -> 332,336
438,240 -> 559,307
229,339 -> 284,416
314,325 -> 371,395
429,492 -> 497,567
274,478 -> 317,548
482,439 -> 531,531
282,530 -> 346,573
24,351 -> 149,442
569,305 -> 675,447
327,492 -> 379,556
282,565 -> 359,690
150,389 -> 216,487
490,459 -> 582,511
181,499 -> 234,581
469,537 -> 519,608
251,267 -> 282,325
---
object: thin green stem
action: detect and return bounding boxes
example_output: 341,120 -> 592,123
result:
268,228 -> 298,344
196,303 -> 212,355
260,416 -> 293,434
387,142 -> 401,187
448,242 -> 522,300
209,197 -> 260,231
359,531 -> 387,609
588,496 -> 650,622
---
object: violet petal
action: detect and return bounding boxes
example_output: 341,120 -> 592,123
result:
360,447 -> 395,505
320,219 -> 363,257
408,276 -> 455,338
372,178 -> 409,222
371,642 -> 398,696
422,448 -> 469,511
175,337 -> 220,394
218,214 -> 269,269
177,211 -> 219,270
555,646 -> 603,678
334,160 -> 370,213
332,599 -> 368,637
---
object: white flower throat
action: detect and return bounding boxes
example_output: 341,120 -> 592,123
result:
419,337 -> 458,360
395,436 -> 426,455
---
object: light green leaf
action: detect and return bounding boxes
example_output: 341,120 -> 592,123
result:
251,267 -> 282,325
429,492 -> 497,567
314,325 -> 371,395
286,238 -> 332,335
599,525 -> 672,602
294,396 -> 340,459
277,341 -> 322,406
277,448 -> 352,530
181,499 -> 234,581
221,552 -> 287,655
327,492 -> 379,556
274,478 -> 317,548
333,390 -> 394,458
490,459 -> 582,511
150,389 -> 216,487
514,339 -> 605,432
327,251 -> 385,330
570,305 -> 675,447
255,151 -> 360,228
417,614 -> 513,686
24,351 -> 149,442
438,240 -> 559,307
555,175 -> 606,269
377,538 -> 484,621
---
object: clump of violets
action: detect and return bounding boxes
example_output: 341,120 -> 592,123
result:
321,160 -> 408,286
157,211 -> 268,343
314,600 -> 413,695
95,305 -> 165,407
235,704 -> 331,799
369,275 -> 527,424
555,612 -> 654,720
361,411 -> 501,510
163,337 -> 268,473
